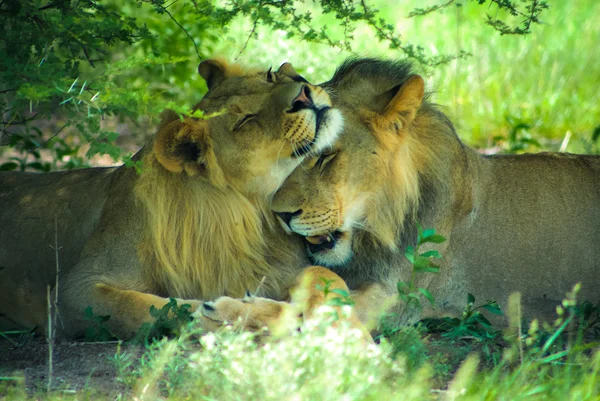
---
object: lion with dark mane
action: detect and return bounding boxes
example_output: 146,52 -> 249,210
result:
269,58 -> 600,326
0,60 -> 343,338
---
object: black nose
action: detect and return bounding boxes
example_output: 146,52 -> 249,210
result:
290,85 -> 313,112
275,210 -> 302,227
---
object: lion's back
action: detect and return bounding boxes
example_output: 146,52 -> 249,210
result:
0,167 -> 117,330
445,152 -> 600,322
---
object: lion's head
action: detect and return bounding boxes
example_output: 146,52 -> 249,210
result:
134,60 -> 344,300
153,60 -> 343,198
272,59 -> 455,268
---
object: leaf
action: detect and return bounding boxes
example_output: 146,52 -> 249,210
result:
0,162 -> 18,171
482,302 -> 503,315
84,306 -> 94,319
413,255 -> 431,270
420,228 -> 435,241
397,281 -> 409,293
418,288 -> 436,306
404,246 -> 415,263
475,314 -> 492,327
414,266 -> 440,274
330,288 -> 350,298
539,350 -> 569,364
420,250 -> 441,259
327,297 -> 355,307
542,315 -> 573,353
467,293 -> 475,304
420,234 -> 446,244
593,125 -> 600,142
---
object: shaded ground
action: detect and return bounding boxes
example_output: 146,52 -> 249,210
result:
0,336 -> 144,397
0,331 -> 485,397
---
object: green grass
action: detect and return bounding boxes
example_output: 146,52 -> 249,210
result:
2,316 -> 598,401
211,1 -> 600,151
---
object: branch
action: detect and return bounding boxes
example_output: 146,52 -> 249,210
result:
153,2 -> 201,61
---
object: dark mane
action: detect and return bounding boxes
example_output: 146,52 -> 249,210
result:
325,57 -> 458,140
324,57 -> 415,89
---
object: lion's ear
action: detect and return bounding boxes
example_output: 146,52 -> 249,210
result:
374,75 -> 424,131
198,59 -> 227,90
276,62 -> 308,83
153,119 -> 220,179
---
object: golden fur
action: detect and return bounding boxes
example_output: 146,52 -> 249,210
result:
194,266 -> 373,343
0,60 -> 343,338
272,58 -> 600,327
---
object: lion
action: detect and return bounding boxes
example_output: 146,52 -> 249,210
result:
269,58 -> 600,327
194,265 -> 373,343
0,59 -> 343,339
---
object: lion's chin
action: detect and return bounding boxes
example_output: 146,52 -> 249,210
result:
305,230 -> 353,268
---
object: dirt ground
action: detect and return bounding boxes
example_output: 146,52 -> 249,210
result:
0,336 -> 143,397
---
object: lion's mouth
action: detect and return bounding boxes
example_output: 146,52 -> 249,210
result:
292,106 -> 331,158
304,230 -> 343,253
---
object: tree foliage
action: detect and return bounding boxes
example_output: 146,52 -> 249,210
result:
0,0 -> 548,171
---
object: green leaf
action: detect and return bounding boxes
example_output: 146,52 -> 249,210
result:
467,293 -> 475,304
397,281 -> 409,293
420,228 -> 435,241
420,250 -> 441,259
539,350 -> 569,364
413,255 -> 430,270
420,234 -> 446,244
415,266 -> 441,274
0,162 -> 18,171
404,246 -> 415,263
542,316 -> 573,353
482,302 -> 503,315
418,288 -> 436,306
330,288 -> 350,298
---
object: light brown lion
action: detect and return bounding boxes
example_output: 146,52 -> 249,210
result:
268,58 -> 600,327
0,60 -> 343,339
194,265 -> 373,343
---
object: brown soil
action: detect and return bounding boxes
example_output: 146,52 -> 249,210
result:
0,336 -> 143,397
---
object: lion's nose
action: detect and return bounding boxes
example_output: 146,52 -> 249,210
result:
275,210 -> 302,228
290,85 -> 313,111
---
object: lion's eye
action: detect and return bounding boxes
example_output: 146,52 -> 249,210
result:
233,114 -> 257,131
266,67 -> 275,83
314,151 -> 338,169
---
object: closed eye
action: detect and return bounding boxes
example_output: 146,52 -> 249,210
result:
233,114 -> 257,131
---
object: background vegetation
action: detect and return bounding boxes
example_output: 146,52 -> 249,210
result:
4,0 -> 597,172
1,1 -> 599,399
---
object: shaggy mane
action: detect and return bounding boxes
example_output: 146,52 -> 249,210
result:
328,58 -> 460,253
134,153 -> 280,300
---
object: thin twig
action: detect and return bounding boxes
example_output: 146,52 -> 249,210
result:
52,217 -> 63,330
235,17 -> 259,61
35,122 -> 69,149
155,3 -> 201,61
46,286 -> 53,393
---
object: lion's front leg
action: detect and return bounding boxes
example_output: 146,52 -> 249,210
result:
58,281 -> 201,339
193,266 -> 374,344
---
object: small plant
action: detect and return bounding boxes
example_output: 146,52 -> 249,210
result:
109,341 -> 138,388
131,298 -> 193,345
316,278 -> 356,308
397,225 -> 446,311
492,115 -> 542,154
421,293 -> 503,364
83,306 -> 116,342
